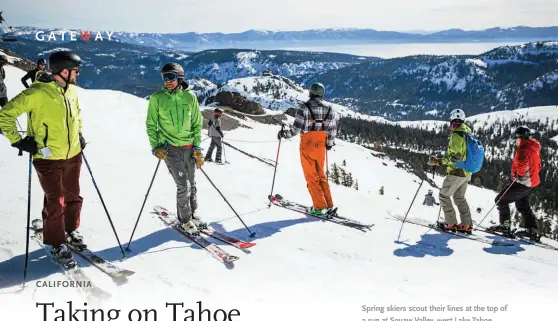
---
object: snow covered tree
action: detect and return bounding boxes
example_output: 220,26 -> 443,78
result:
331,163 -> 340,185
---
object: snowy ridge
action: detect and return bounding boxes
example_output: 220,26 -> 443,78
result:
198,74 -> 388,122
1,53 -> 558,321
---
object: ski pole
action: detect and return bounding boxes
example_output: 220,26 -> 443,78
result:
200,167 -> 256,238
397,179 -> 424,242
81,152 -> 126,258
23,153 -> 32,288
126,159 -> 161,251
222,137 -> 228,164
268,124 -> 285,206
474,180 -> 516,231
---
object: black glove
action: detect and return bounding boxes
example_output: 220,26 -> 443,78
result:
12,136 -> 38,155
277,129 -> 285,140
326,144 -> 333,151
79,133 -> 86,150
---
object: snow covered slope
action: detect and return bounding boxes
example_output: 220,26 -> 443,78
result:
1,63 -> 558,321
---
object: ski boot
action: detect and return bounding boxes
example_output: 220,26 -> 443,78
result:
66,230 -> 87,250
436,221 -> 457,232
486,221 -> 514,237
309,207 -> 329,216
326,207 -> 338,217
514,228 -> 541,242
182,220 -> 200,236
190,213 -> 207,230
52,244 -> 76,269
456,223 -> 473,235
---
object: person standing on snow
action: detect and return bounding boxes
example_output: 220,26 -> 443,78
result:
146,62 -> 204,234
277,82 -> 337,215
21,58 -> 47,88
423,189 -> 439,206
0,50 -> 87,265
0,55 -> 8,107
205,108 -> 224,163
427,109 -> 473,234
487,126 -> 542,240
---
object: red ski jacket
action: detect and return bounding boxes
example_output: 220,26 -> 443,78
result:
512,138 -> 541,188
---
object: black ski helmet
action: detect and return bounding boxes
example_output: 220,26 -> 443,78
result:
48,50 -> 81,74
514,126 -> 531,139
160,62 -> 184,76
309,82 -> 325,98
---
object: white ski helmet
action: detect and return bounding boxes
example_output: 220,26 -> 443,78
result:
449,109 -> 466,122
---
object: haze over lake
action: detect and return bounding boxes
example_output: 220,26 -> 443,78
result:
271,41 -> 529,58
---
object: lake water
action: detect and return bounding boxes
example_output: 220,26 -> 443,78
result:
189,41 -> 531,58
277,41 -> 528,58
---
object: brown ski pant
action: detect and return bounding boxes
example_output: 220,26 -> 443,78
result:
299,131 -> 333,210
33,153 -> 83,246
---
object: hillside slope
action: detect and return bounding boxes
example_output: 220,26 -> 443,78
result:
1,63 -> 557,321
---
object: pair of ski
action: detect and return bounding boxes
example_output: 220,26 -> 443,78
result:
392,214 -> 558,251
389,214 -> 516,247
475,226 -> 558,252
153,206 -> 255,265
30,220 -> 135,302
268,194 -> 374,232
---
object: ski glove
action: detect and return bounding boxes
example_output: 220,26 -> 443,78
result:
192,148 -> 204,169
79,133 -> 86,150
428,156 -> 441,166
11,136 -> 38,155
153,145 -> 168,161
277,129 -> 288,140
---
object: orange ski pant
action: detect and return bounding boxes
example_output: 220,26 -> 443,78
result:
299,131 -> 333,210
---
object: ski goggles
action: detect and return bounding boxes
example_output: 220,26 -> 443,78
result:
161,72 -> 183,82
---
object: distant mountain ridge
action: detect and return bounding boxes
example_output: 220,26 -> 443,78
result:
4,25 -> 558,50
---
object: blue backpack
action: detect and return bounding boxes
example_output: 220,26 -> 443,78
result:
454,132 -> 485,173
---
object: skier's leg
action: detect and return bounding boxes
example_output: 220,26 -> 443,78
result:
62,152 -> 84,236
215,136 -> 223,163
300,132 -> 328,210
439,175 -> 461,225
164,146 -> 191,224
205,138 -> 216,161
495,183 -> 522,226
514,187 -> 538,231
33,159 -> 66,246
453,176 -> 472,226
184,147 -> 198,215
314,143 -> 333,208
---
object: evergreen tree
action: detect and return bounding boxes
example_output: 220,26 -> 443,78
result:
355,179 -> 359,190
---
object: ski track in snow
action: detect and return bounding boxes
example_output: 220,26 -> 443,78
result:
0,64 -> 557,320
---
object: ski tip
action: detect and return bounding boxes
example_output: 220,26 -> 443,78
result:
239,243 -> 256,249
225,256 -> 239,263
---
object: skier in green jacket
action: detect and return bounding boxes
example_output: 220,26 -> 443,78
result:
428,109 -> 473,234
146,62 -> 204,234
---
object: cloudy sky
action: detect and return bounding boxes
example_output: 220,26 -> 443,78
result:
3,0 -> 557,33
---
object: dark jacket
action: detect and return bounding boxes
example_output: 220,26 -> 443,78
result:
21,68 -> 40,88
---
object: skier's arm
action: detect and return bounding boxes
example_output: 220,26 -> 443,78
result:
0,90 -> 38,144
215,117 -> 224,137
145,95 -> 160,150
512,146 -> 529,177
441,132 -> 465,165
326,109 -> 337,147
284,106 -> 306,138
190,94 -> 202,147
21,71 -> 32,88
